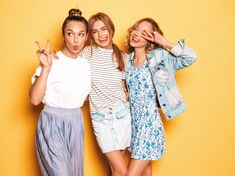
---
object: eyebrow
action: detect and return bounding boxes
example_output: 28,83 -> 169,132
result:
92,25 -> 106,31
100,26 -> 106,30
78,30 -> 86,33
65,29 -> 86,33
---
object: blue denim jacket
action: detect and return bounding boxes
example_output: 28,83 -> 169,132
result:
126,39 -> 197,120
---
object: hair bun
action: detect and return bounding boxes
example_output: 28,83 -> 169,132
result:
69,9 -> 82,16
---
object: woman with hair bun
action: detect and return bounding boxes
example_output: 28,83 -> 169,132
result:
29,9 -> 90,176
125,18 -> 197,176
82,12 -> 131,176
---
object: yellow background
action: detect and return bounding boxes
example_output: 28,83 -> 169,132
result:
0,0 -> 235,175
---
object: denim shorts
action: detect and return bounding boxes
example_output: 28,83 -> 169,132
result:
91,101 -> 131,153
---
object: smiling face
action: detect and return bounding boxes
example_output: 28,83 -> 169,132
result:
63,21 -> 88,58
129,21 -> 154,49
91,20 -> 112,49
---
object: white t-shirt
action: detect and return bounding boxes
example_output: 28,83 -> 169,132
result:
82,46 -> 127,114
32,51 -> 91,108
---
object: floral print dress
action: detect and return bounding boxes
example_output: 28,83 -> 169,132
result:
126,60 -> 165,160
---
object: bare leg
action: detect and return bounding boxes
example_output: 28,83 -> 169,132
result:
141,162 -> 152,176
127,159 -> 151,176
121,150 -> 126,156
105,150 -> 128,176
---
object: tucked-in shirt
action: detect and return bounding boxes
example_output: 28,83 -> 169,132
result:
82,46 -> 126,114
32,51 -> 91,108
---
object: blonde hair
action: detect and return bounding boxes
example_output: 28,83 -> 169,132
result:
126,18 -> 163,53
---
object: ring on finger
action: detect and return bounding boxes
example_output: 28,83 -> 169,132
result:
39,49 -> 46,53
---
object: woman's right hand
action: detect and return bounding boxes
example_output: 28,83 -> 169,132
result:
35,40 -> 54,70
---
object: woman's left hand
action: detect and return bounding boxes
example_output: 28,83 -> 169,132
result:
142,30 -> 174,50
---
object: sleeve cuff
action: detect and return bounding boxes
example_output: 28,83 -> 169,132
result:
31,64 -> 42,83
170,39 -> 185,57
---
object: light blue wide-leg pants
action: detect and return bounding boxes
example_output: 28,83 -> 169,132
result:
36,106 -> 84,176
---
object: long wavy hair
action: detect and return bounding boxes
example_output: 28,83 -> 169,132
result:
125,18 -> 164,53
88,12 -> 125,71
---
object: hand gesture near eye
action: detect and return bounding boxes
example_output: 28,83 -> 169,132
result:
142,30 -> 174,50
35,40 -> 58,70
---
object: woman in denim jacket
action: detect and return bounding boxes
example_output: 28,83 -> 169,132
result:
125,18 -> 197,176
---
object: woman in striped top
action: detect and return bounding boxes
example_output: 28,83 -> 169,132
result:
82,12 -> 131,176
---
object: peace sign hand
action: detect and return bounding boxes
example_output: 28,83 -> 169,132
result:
35,40 -> 55,69
142,30 -> 166,46
142,30 -> 174,50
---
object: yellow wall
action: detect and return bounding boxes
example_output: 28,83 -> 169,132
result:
0,0 -> 235,175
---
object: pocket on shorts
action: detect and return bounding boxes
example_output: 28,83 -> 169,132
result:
91,112 -> 106,122
115,102 -> 130,119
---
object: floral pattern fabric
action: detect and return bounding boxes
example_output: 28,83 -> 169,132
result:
126,61 -> 165,160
